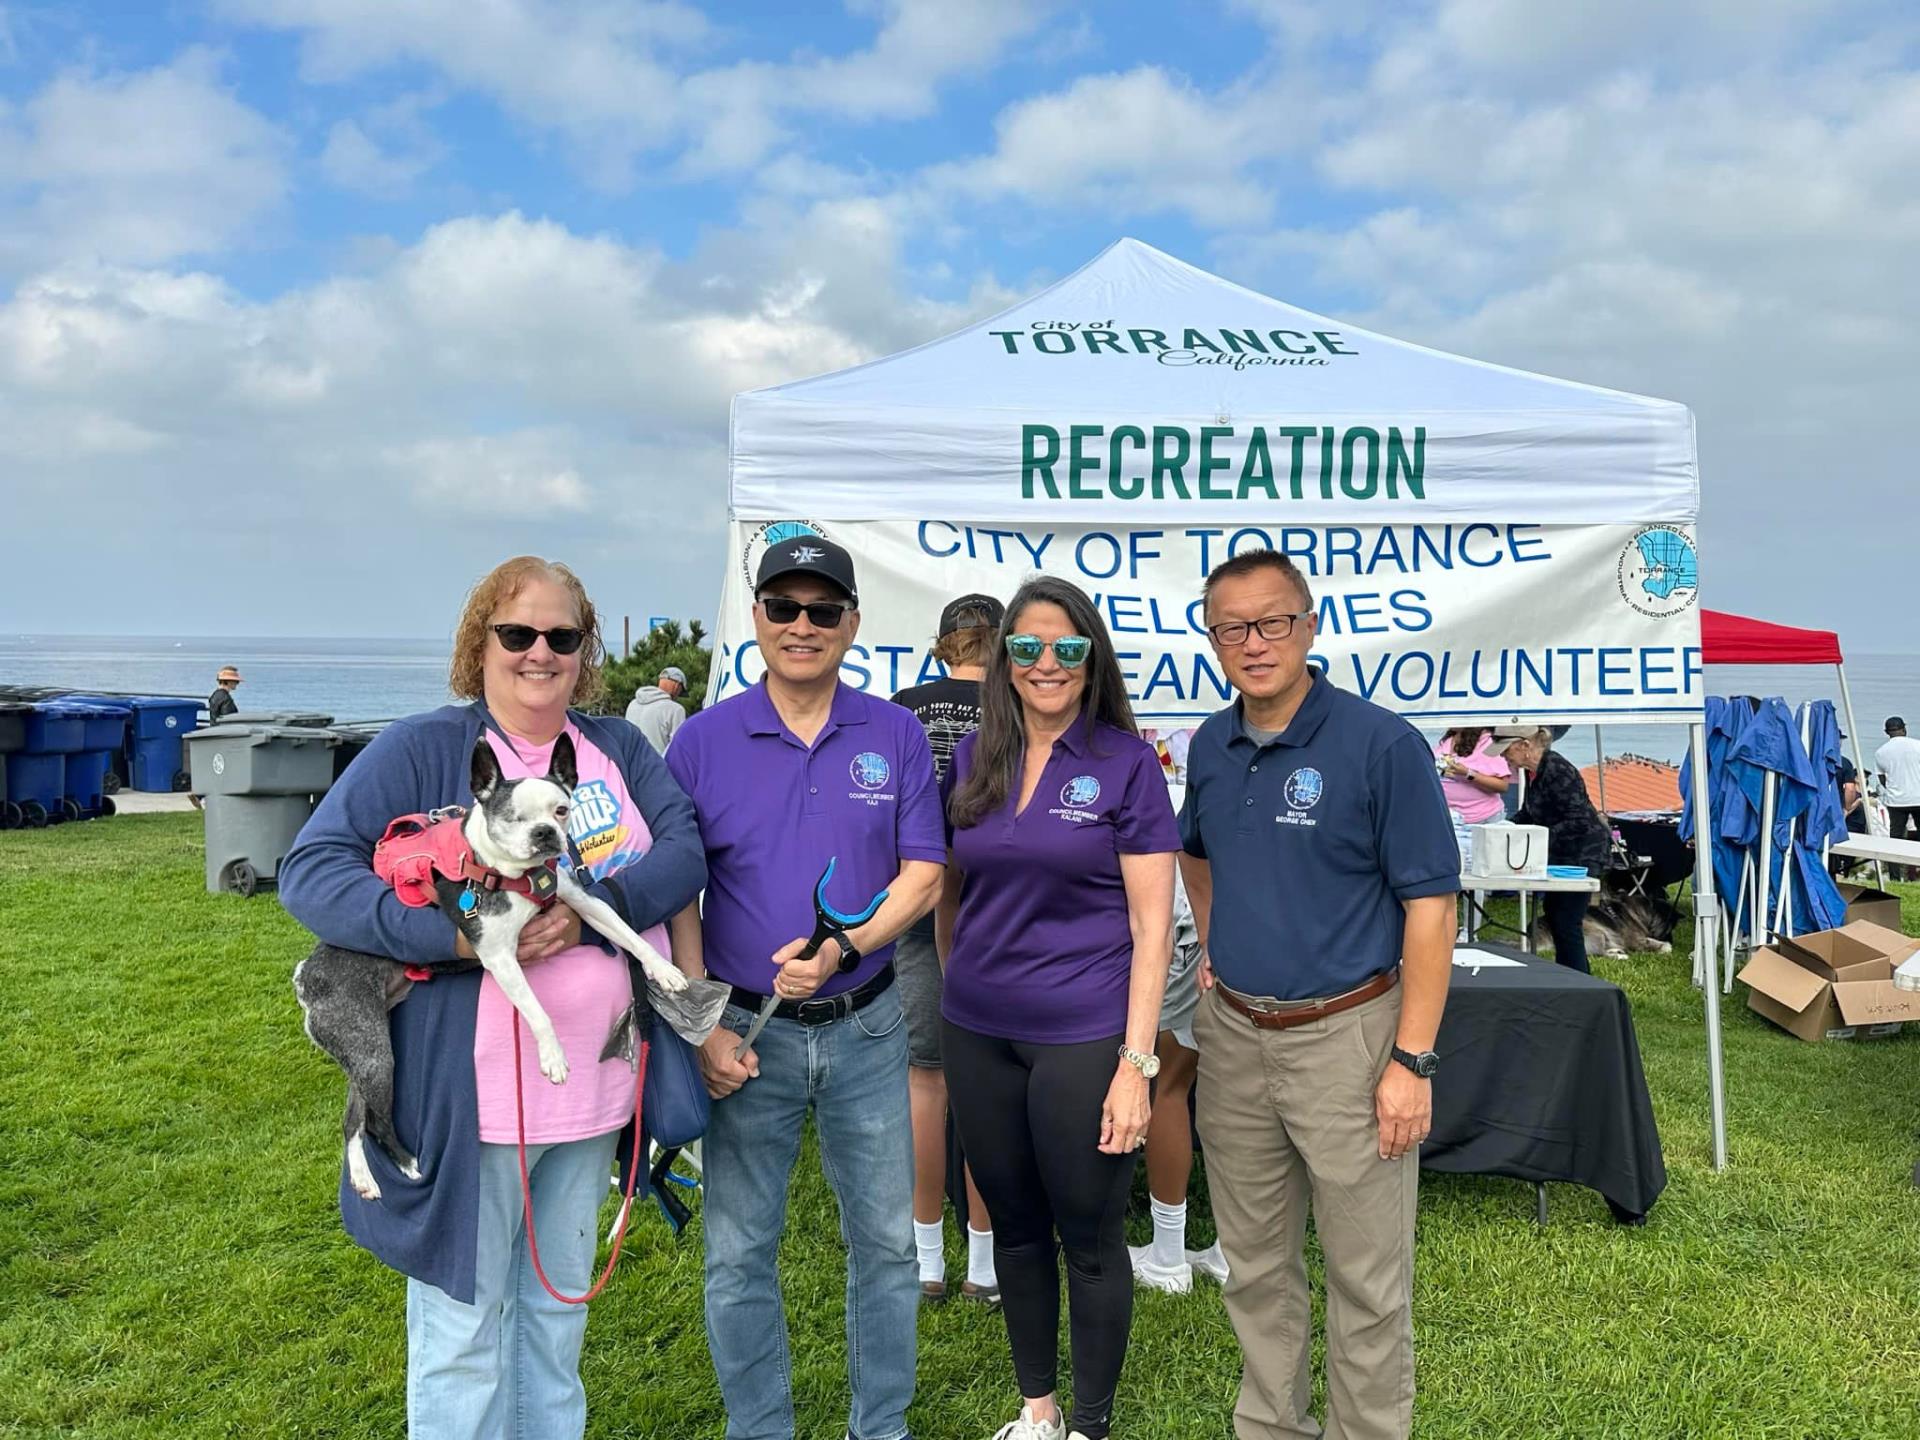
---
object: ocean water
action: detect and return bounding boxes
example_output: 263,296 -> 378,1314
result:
2,636 -> 1916,765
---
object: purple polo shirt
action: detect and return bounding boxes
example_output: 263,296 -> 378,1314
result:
665,680 -> 945,998
941,720 -> 1180,1043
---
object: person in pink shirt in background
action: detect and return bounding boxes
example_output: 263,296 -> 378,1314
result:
1434,729 -> 1511,935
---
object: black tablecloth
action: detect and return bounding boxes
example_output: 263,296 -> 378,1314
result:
1424,945 -> 1666,1221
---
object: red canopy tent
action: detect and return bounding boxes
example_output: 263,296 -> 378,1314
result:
1701,609 -> 1843,666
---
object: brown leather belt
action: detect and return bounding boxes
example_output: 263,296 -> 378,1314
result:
1217,968 -> 1398,1030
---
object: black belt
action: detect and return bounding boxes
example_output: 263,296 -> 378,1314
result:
730,963 -> 895,1027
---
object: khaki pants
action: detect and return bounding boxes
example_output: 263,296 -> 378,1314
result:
1193,982 -> 1417,1440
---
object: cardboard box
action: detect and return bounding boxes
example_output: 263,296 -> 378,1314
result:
1738,922 -> 1920,1041
1835,882 -> 1904,932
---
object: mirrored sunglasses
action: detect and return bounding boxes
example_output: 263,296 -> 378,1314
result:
1005,634 -> 1092,668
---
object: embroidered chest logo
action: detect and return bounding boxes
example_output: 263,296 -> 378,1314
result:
1060,775 -> 1102,808
1283,767 -> 1324,811
850,752 -> 891,790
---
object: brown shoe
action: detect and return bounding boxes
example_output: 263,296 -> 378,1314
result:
919,1279 -> 947,1303
960,1280 -> 1001,1307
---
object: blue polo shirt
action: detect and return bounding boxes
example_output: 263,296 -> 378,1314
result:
666,680 -> 945,998
1178,672 -> 1458,1001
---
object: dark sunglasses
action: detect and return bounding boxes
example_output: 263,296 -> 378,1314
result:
1005,634 -> 1092,668
759,596 -> 852,628
490,623 -> 586,655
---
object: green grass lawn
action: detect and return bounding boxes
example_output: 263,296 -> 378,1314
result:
3,814 -> 1918,1438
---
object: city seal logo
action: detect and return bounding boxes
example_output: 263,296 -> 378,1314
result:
850,752 -> 891,790
1616,524 -> 1698,619
1060,775 -> 1102,808
740,519 -> 832,587
1284,767 -> 1324,810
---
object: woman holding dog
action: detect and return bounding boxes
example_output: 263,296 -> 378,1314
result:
1489,726 -> 1610,973
937,574 -> 1178,1440
282,556 -> 706,1440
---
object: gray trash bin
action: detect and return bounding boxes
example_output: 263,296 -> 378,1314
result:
186,723 -> 342,895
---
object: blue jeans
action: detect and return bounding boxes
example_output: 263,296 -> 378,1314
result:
405,1129 -> 621,1440
704,986 -> 917,1440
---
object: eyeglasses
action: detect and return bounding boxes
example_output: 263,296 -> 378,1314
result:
758,596 -> 852,628
1005,634 -> 1092,668
491,623 -> 586,655
1205,613 -> 1312,647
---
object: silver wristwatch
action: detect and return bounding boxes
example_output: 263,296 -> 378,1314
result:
1119,1043 -> 1161,1079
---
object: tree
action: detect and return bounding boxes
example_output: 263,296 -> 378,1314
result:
596,619 -> 712,717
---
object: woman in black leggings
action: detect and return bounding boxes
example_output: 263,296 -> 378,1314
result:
937,576 -> 1177,1440
1494,727 -> 1613,972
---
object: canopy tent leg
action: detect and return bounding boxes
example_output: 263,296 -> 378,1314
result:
1593,725 -> 1608,816
1835,662 -> 1886,890
1690,721 -> 1728,1171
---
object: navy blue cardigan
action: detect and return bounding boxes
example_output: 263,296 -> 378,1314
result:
280,702 -> 706,1303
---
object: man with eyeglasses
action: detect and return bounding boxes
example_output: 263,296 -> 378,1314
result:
664,534 -> 945,1440
1176,549 -> 1457,1440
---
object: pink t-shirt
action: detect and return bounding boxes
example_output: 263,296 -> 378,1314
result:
1435,733 -> 1511,824
473,723 -> 671,1144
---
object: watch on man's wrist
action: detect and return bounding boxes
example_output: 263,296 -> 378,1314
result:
1119,1043 -> 1161,1079
1390,1045 -> 1439,1078
831,934 -> 863,973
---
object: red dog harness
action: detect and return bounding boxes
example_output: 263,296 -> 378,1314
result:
373,807 -> 561,980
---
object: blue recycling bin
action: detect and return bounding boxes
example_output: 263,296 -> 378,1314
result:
65,749 -> 115,818
131,735 -> 192,792
6,752 -> 66,826
63,695 -> 197,791
38,700 -> 127,754
22,705 -> 86,754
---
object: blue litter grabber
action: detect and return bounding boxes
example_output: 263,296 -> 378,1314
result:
735,857 -> 889,1060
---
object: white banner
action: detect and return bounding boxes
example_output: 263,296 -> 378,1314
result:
709,517 -> 1703,725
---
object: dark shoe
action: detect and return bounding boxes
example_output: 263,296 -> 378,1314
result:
919,1278 -> 947,1303
960,1280 -> 1001,1307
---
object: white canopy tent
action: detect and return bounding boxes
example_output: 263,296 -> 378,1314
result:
718,238 -> 1725,1166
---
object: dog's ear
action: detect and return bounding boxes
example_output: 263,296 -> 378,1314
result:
471,738 -> 503,801
548,731 -> 578,794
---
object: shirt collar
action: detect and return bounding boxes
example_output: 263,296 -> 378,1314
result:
1049,714 -> 1095,758
1230,669 -> 1333,750
745,679 -> 867,740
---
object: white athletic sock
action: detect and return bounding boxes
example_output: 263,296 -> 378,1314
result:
914,1219 -> 944,1284
1149,1196 -> 1188,1270
967,1224 -> 997,1287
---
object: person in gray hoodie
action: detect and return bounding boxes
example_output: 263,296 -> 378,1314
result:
625,665 -> 688,754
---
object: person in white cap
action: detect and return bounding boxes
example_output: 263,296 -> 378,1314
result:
625,665 -> 689,754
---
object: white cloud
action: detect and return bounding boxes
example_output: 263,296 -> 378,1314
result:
319,93 -> 445,197
926,66 -> 1289,227
220,0 -> 1050,183
0,204 -> 1012,633
0,47 -> 287,270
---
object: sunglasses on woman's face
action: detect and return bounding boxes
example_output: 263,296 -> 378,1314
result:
490,623 -> 586,655
758,596 -> 852,629
1005,634 -> 1092,669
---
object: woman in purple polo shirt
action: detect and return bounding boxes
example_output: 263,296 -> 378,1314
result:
937,575 -> 1178,1440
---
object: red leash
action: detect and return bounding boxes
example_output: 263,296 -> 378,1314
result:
512,1018 -> 648,1305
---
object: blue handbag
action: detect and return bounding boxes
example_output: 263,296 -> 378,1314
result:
643,1009 -> 711,1147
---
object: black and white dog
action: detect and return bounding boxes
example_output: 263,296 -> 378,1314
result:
294,735 -> 688,1200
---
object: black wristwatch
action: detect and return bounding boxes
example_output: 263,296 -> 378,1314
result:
1390,1045 -> 1439,1079
830,934 -> 863,973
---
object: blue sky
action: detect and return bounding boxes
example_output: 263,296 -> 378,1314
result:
1,0 -> 1916,643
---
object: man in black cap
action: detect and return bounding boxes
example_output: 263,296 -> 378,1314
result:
664,532 -> 947,1440
890,591 -> 1006,1304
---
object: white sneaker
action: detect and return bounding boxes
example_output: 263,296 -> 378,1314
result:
991,1404 -> 1064,1440
1186,1239 -> 1230,1283
1127,1242 -> 1194,1293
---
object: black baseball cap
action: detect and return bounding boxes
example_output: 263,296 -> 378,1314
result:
1887,716 -> 1906,733
938,593 -> 1004,637
756,534 -> 858,605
